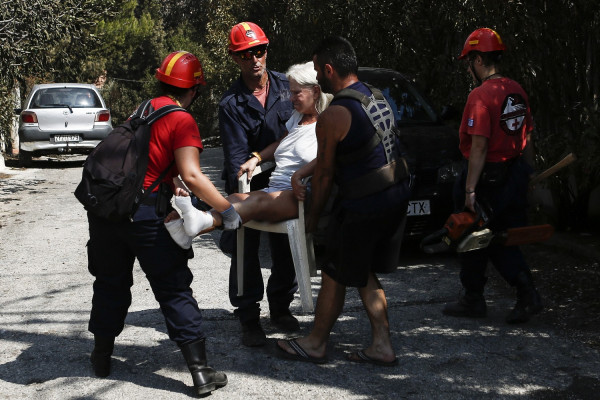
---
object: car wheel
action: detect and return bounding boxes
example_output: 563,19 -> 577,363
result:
19,150 -> 32,167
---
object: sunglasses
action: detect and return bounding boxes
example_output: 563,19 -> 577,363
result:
235,45 -> 268,60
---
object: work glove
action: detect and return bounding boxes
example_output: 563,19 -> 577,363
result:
220,205 -> 242,230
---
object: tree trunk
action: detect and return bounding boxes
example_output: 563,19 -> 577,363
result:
11,85 -> 20,155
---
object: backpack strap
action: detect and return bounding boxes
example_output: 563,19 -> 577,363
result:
141,103 -> 187,195
132,99 -> 154,119
145,104 -> 187,124
129,101 -> 186,128
141,159 -> 175,198
132,102 -> 188,215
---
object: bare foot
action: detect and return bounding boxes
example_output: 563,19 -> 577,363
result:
346,347 -> 398,366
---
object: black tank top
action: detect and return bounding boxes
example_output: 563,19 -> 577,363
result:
332,82 -> 410,213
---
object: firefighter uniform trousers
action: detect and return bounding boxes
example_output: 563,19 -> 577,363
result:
87,203 -> 205,344
454,157 -> 534,293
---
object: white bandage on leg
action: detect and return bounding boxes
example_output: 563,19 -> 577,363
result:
164,219 -> 193,249
175,196 -> 214,236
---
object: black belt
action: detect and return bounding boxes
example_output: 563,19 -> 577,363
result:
479,157 -> 519,185
339,157 -> 409,200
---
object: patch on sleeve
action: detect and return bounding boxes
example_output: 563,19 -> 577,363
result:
467,118 -> 474,127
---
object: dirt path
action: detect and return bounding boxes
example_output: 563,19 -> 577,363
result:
1,150 -> 599,399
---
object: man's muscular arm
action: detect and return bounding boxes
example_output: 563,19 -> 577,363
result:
306,105 -> 351,232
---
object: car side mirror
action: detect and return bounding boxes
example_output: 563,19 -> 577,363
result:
440,105 -> 459,121
14,108 -> 22,115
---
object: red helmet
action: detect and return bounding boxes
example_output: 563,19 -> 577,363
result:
229,22 -> 269,52
458,28 -> 507,59
155,51 -> 206,88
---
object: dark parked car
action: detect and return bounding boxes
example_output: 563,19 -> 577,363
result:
15,83 -> 112,167
358,67 -> 463,239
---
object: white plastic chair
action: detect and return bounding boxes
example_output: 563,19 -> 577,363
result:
236,162 -> 316,312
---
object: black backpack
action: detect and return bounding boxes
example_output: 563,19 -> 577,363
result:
74,99 -> 186,222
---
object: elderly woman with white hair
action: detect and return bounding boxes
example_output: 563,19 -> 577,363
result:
166,61 -> 332,245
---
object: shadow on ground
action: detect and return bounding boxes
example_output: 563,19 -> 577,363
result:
1,251 -> 599,399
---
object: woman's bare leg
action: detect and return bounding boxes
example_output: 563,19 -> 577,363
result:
231,190 -> 299,223
209,190 -> 299,229
187,189 -> 300,234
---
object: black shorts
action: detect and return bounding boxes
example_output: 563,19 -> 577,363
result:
321,203 -> 407,287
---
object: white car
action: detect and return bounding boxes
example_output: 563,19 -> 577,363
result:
16,83 -> 112,166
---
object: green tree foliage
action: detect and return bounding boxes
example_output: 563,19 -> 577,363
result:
157,0 -> 246,133
0,0 -> 117,86
256,0 -> 600,229
90,0 -> 240,130
0,0 -> 118,150
1,0 -> 598,228
90,0 -> 167,123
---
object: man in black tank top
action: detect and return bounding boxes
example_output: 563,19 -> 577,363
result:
276,36 -> 410,367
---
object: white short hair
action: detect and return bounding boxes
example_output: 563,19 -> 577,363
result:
286,61 -> 332,114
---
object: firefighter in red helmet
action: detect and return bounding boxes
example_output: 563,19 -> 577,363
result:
228,21 -> 270,52
458,27 -> 507,58
219,22 -> 298,348
458,28 -> 507,84
86,51 -> 238,396
443,29 -> 543,324
155,50 -> 207,88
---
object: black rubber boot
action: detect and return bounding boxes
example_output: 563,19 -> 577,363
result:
90,335 -> 115,378
443,292 -> 487,318
241,318 -> 267,347
270,309 -> 300,332
506,271 -> 543,324
179,339 -> 227,396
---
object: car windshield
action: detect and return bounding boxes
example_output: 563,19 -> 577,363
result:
30,88 -> 101,109
359,71 -> 438,124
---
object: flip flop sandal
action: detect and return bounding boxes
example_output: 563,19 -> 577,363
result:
346,350 -> 398,367
276,339 -> 328,364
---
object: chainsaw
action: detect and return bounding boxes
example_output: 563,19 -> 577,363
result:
420,203 -> 554,254
420,152 -> 574,254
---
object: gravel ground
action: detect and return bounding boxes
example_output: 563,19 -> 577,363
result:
0,149 -> 599,400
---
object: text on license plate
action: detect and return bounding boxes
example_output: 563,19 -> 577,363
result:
53,135 -> 80,142
407,200 -> 431,216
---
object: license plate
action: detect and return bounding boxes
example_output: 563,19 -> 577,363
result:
53,135 -> 80,143
407,200 -> 431,216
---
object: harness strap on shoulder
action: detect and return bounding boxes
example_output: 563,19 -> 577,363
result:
333,85 -> 399,166
332,84 -> 410,199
